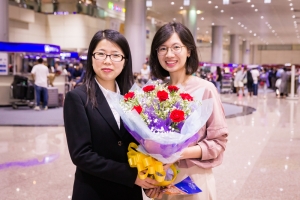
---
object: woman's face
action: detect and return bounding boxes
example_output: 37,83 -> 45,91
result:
157,33 -> 190,75
92,39 -> 125,83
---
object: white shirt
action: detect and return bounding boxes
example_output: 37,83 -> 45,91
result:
251,69 -> 260,84
31,64 -> 49,88
141,67 -> 150,79
95,78 -> 120,129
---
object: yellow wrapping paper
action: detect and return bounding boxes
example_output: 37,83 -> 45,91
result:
127,143 -> 177,187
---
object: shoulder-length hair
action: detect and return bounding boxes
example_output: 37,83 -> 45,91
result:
149,22 -> 199,80
84,29 -> 134,108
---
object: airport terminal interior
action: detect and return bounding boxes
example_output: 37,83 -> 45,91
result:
0,0 -> 300,199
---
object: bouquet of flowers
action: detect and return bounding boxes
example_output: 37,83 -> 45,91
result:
107,81 -> 213,185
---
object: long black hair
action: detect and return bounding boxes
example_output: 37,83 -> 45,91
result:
84,30 -> 134,108
149,22 -> 199,80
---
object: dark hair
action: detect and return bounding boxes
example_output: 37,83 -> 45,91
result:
84,29 -> 134,108
37,58 -> 43,63
149,22 -> 199,80
216,66 -> 222,75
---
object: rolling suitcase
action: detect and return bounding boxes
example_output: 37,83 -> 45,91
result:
47,87 -> 59,107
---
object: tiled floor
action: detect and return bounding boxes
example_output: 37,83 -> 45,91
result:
0,92 -> 299,200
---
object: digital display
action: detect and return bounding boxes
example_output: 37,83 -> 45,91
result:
0,42 -> 60,54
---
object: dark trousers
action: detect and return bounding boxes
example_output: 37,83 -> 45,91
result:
253,83 -> 258,96
35,85 -> 48,107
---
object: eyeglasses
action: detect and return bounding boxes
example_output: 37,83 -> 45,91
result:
92,52 -> 126,62
156,44 -> 186,56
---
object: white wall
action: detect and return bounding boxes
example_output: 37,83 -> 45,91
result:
253,50 -> 300,65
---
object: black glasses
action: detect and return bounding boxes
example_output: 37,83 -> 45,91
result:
156,44 -> 186,56
92,52 -> 126,62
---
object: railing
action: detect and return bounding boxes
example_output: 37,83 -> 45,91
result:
8,0 -> 107,19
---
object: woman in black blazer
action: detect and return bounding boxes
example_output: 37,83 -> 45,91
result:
64,30 -> 159,200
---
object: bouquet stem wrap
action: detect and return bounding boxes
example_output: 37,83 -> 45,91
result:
127,143 -> 177,186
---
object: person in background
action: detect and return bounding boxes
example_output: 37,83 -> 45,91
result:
140,63 -> 151,85
251,67 -> 260,97
63,29 -> 160,200
234,65 -> 246,96
260,68 -> 268,98
246,68 -> 254,97
149,22 -> 228,200
279,67 -> 289,98
215,66 -> 222,93
31,58 -> 49,111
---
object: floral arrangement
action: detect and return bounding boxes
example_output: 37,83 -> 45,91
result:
121,84 -> 197,135
107,81 -> 213,186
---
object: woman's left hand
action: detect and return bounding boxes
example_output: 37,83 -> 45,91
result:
145,187 -> 163,199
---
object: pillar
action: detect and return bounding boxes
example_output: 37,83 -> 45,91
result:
124,0 -> 146,73
211,26 -> 223,64
182,0 -> 197,42
242,40 -> 250,65
229,34 -> 239,64
0,0 -> 9,41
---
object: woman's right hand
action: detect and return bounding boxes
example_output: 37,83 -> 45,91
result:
135,175 -> 159,189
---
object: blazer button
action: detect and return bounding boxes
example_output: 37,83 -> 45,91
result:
118,141 -> 122,146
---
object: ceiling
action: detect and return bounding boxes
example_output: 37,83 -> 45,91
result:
146,0 -> 300,45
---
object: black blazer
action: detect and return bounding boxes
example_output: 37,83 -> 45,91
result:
64,80 -> 142,200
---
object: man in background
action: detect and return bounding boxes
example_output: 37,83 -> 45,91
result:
31,58 -> 49,111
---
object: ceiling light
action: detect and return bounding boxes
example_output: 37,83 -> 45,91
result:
244,27 -> 247,29
261,16 -> 264,19
197,10 -> 202,14
208,1 -> 212,4
215,6 -> 218,9
173,18 -> 176,21
146,0 -> 152,7
290,3 -> 293,6
171,2 -> 175,5
212,23 -> 215,25
228,31 -> 230,33
197,27 -> 200,30
180,6 -> 183,9
230,17 -> 233,19
249,30 -> 252,33
291,8 -> 294,11
238,22 -> 241,25
206,31 -> 209,33
201,17 -> 204,20
183,0 -> 190,6
221,10 -> 224,13
292,15 -> 295,18
147,8 -> 150,10
255,9 -> 258,12
247,0 -> 251,2
241,24 -> 244,27
254,33 -> 257,36
272,30 -> 275,33
251,4 -> 255,7
223,0 -> 229,5
264,0 -> 271,3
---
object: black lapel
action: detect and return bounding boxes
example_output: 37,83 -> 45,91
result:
94,80 -> 121,137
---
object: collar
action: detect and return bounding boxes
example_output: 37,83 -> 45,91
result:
94,77 -> 120,98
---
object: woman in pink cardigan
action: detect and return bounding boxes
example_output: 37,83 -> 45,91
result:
148,22 -> 228,200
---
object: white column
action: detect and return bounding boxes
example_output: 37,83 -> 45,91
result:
0,0 -> 9,41
182,0 -> 197,42
229,34 -> 239,64
286,65 -> 298,100
124,0 -> 146,73
211,26 -> 223,64
242,40 -> 250,65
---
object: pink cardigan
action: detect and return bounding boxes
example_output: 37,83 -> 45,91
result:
178,76 -> 228,169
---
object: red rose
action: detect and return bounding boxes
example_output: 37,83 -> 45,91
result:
157,90 -> 169,102
143,85 -> 155,92
167,85 -> 179,92
170,109 -> 185,123
132,105 -> 142,114
124,92 -> 135,101
180,93 -> 193,101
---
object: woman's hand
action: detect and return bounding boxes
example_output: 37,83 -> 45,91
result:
135,175 -> 159,189
144,187 -> 163,199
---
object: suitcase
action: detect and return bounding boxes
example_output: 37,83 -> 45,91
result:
13,84 -> 27,99
26,85 -> 35,100
47,87 -> 59,107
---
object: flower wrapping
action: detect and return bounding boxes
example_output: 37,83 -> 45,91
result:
107,81 -> 213,163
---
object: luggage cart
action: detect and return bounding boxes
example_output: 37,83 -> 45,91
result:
221,73 -> 233,94
10,75 -> 35,109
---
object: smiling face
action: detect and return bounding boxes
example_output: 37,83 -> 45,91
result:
92,39 -> 125,85
157,33 -> 190,76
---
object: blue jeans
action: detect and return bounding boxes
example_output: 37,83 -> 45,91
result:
253,83 -> 258,96
35,85 -> 48,107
